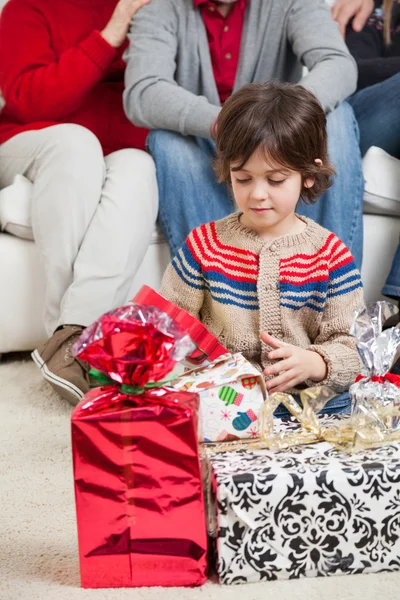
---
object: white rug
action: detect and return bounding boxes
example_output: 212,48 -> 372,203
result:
1,355 -> 400,600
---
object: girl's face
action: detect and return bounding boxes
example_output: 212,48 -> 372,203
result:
230,149 -> 314,238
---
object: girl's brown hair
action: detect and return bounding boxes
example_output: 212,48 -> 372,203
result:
214,81 -> 335,204
383,0 -> 394,45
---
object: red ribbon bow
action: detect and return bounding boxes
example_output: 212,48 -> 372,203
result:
355,373 -> 400,387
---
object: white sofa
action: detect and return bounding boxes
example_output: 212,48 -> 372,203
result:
0,0 -> 399,356
0,147 -> 399,356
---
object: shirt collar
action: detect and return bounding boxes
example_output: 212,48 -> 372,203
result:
193,0 -> 248,9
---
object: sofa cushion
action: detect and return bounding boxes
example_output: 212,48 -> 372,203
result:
0,174 -> 167,244
0,175 -> 34,240
362,146 -> 400,217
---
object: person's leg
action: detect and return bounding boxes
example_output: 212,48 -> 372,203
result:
33,147 -> 158,404
273,391 -> 351,418
0,124 -> 105,334
59,148 -> 158,328
348,72 -> 400,159
33,148 -> 158,405
147,130 -> 234,255
348,74 -> 400,303
0,128 -> 158,404
296,102 -> 364,270
382,241 -> 400,301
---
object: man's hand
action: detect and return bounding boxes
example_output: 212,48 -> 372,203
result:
261,332 -> 327,393
101,0 -> 151,48
331,0 -> 374,37
210,116 -> 218,140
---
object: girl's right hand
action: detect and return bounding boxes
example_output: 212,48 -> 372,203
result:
100,0 -> 151,48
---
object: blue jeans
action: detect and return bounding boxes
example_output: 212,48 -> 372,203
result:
348,72 -> 400,299
273,391 -> 351,419
382,243 -> 400,299
348,72 -> 400,160
148,101 -> 364,270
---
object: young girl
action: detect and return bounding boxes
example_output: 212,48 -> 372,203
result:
160,81 -> 365,415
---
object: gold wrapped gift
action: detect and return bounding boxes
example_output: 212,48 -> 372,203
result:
205,383 -> 400,455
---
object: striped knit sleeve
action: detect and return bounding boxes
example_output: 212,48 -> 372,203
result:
160,231 -> 205,318
306,237 -> 365,392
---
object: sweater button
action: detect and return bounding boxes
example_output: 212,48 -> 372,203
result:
270,244 -> 277,252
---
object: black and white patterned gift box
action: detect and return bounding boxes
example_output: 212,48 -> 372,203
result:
210,417 -> 400,584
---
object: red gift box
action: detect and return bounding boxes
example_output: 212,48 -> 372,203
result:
133,286 -> 228,366
72,386 -> 208,588
71,304 -> 208,588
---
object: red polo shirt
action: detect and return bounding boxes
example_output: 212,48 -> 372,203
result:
194,0 -> 248,104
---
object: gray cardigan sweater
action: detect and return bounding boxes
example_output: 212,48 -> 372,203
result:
124,0 -> 357,139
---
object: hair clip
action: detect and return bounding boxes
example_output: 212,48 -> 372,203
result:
314,159 -> 323,166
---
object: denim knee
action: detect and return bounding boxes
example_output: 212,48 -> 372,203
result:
326,101 -> 360,157
147,129 -> 185,162
273,391 -> 351,418
147,129 -> 215,175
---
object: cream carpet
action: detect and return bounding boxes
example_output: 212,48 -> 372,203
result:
1,355 -> 400,600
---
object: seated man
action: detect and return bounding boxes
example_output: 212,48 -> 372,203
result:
124,0 -> 364,268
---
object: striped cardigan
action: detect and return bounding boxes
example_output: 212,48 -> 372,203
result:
160,214 -> 364,392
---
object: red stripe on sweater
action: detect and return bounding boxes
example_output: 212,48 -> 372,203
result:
329,246 -> 350,266
280,275 -> 330,285
280,233 -> 336,265
279,258 -> 329,272
329,254 -> 354,273
191,227 -> 259,276
204,225 -> 259,268
187,232 -> 258,282
281,237 -> 344,269
280,268 -> 329,279
209,222 -> 259,262
201,262 -> 258,283
281,255 -> 355,283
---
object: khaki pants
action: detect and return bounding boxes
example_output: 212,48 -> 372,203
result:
0,124 -> 158,336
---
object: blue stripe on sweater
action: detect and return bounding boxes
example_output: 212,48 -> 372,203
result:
205,286 -> 259,307
173,244 -> 259,308
179,242 -> 258,293
328,280 -> 363,299
281,301 -> 325,313
204,269 -> 257,293
281,299 -> 325,312
280,280 -> 329,294
280,293 -> 326,307
329,272 -> 362,291
179,242 -> 203,273
329,260 -> 357,281
208,288 -> 259,309
172,258 -> 204,291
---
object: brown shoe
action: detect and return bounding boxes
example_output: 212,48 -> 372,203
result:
32,325 -> 90,406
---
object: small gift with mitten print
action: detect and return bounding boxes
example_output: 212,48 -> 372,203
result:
172,353 -> 266,443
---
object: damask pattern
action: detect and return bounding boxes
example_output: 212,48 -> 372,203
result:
210,417 -> 400,584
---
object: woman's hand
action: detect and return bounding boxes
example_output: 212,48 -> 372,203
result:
331,0 -> 374,37
261,332 -> 327,393
101,0 -> 151,48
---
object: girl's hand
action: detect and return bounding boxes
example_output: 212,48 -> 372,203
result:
101,0 -> 151,48
261,332 -> 327,393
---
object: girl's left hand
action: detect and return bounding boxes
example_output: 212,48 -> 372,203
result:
261,332 -> 327,393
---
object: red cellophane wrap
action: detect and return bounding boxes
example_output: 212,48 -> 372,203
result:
71,304 -> 208,588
